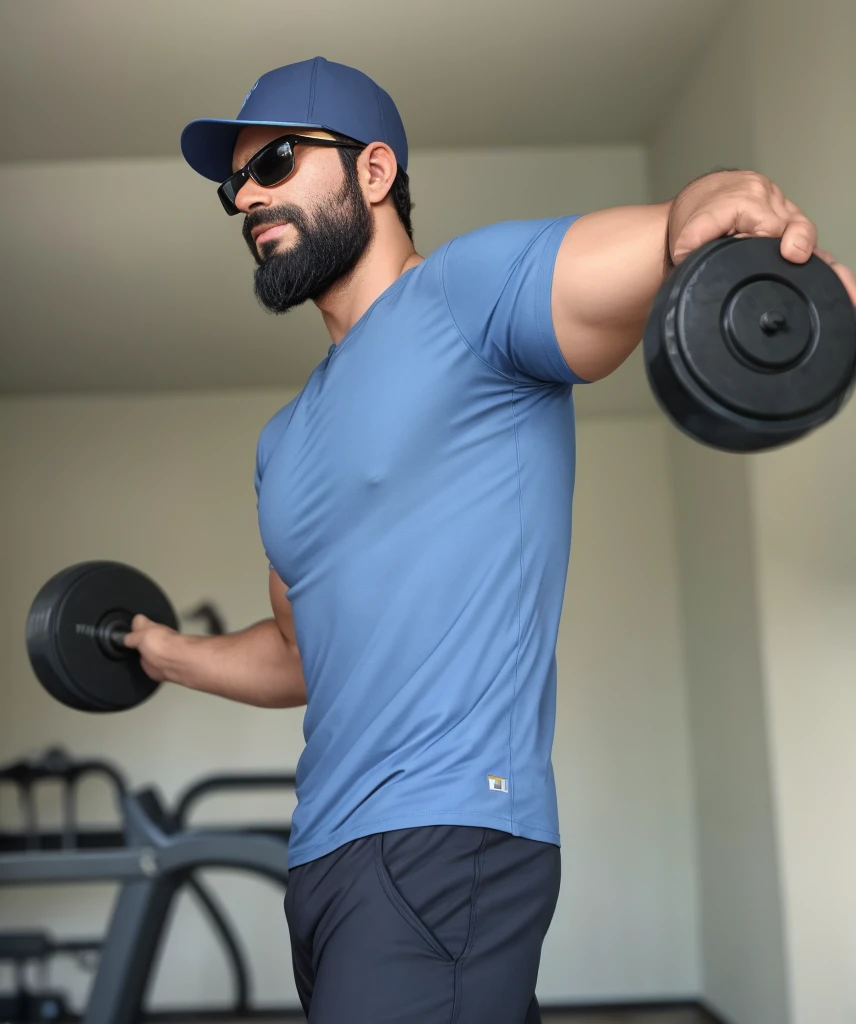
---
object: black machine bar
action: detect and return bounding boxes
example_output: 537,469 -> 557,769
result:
171,771 -> 296,829
0,847 -> 145,884
83,872 -> 182,1024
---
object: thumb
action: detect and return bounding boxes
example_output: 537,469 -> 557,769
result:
122,614 -> 153,648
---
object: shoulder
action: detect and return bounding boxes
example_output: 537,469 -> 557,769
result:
441,217 -> 575,268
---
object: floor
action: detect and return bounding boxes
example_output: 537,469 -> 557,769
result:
543,1012 -> 712,1023
154,1012 -> 715,1024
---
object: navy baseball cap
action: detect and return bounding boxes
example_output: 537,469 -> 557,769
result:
181,56 -> 408,183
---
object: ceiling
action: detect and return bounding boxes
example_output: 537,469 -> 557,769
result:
0,0 -> 731,413
2,0 -> 729,160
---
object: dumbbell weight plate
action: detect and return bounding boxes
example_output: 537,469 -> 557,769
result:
26,562 -> 178,713
644,236 -> 856,452
26,563 -> 103,712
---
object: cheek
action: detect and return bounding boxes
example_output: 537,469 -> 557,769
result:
272,163 -> 333,210
268,180 -> 305,210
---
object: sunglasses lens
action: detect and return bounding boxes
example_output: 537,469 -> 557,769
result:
217,179 -> 240,215
252,141 -> 294,187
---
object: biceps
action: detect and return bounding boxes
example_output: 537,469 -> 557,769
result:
268,570 -> 298,649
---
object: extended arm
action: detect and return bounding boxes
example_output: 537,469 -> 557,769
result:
551,171 -> 856,383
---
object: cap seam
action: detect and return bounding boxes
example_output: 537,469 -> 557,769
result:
307,57 -> 320,121
374,84 -> 387,147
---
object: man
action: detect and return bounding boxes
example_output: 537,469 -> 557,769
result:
125,57 -> 855,1023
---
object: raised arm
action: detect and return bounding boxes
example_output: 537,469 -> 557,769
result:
551,171 -> 856,383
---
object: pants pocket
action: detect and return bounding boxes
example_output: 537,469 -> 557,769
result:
374,828 -> 488,964
374,832 -> 457,962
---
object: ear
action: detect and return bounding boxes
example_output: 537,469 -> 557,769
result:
357,142 -> 397,206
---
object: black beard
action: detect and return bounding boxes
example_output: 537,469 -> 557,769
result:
242,171 -> 373,315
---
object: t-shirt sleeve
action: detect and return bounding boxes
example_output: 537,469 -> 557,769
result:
441,216 -> 588,385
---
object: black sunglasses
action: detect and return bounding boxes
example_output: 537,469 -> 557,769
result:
218,133 -> 365,215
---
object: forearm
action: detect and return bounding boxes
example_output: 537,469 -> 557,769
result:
580,171 -> 741,322
162,619 -> 306,709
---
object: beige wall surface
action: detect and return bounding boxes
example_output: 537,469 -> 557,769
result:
0,393 -> 699,1009
0,143 -> 655,412
667,432 -> 790,1024
648,4 -> 792,1024
650,1 -> 856,1022
750,3 -> 856,1021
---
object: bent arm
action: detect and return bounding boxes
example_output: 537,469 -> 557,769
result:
159,571 -> 306,709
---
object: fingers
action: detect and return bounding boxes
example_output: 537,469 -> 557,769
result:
671,174 -> 819,267
671,173 -> 853,306
122,614 -> 154,649
676,202 -> 825,271
121,615 -> 172,682
672,204 -> 788,264
767,192 -> 816,263
779,215 -> 817,263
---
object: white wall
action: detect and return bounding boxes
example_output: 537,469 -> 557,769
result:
647,0 -> 755,203
550,418 -> 699,1001
750,404 -> 856,1024
0,393 -> 698,1010
0,142 -> 654,417
749,3 -> 856,1021
667,433 -> 790,1024
649,6 -> 791,1022
649,1 -> 856,1022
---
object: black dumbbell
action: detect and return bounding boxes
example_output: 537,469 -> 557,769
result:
26,562 -> 178,713
644,236 -> 856,452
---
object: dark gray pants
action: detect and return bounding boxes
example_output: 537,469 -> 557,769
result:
285,825 -> 561,1023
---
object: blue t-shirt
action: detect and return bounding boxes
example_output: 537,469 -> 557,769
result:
255,216 -> 583,868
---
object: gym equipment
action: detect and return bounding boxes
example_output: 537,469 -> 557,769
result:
0,789 -> 290,1024
0,746 -> 128,851
0,771 -> 293,1024
1,749 -> 297,1023
26,562 -> 178,713
0,931 -> 100,1024
644,236 -> 856,452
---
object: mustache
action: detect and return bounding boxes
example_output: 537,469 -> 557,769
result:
242,205 -> 310,260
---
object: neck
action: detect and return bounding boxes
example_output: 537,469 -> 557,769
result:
315,233 -> 423,345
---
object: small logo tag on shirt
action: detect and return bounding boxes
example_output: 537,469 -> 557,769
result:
488,775 -> 508,793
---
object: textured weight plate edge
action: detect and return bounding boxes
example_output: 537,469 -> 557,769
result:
643,239 -> 816,452
26,562 -> 107,712
643,241 -> 726,437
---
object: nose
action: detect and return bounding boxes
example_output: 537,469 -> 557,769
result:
233,179 -> 274,215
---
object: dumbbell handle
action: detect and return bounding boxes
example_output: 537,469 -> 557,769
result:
103,625 -> 130,653
94,614 -> 134,659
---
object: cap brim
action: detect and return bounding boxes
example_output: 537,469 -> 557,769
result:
180,118 -> 327,182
